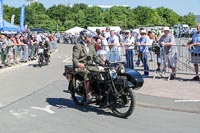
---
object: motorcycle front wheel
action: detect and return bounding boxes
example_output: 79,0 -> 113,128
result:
71,79 -> 86,106
38,55 -> 43,67
110,88 -> 135,118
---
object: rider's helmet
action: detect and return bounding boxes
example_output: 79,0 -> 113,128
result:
97,49 -> 107,61
79,30 -> 93,42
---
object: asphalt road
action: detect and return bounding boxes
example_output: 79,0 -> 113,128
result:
0,44 -> 200,133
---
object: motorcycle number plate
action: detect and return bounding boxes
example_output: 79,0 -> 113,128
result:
109,70 -> 117,79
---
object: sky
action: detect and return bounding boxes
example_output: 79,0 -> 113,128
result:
4,0 -> 200,16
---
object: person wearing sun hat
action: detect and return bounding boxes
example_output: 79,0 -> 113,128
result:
137,29 -> 151,77
184,23 -> 200,80
158,26 -> 178,80
121,30 -> 135,69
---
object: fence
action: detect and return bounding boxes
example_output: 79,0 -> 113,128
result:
0,41 -> 58,68
131,38 -> 200,80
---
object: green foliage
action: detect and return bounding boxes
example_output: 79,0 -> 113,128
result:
85,6 -> 104,27
133,6 -> 165,27
156,7 -> 179,26
180,12 -> 197,27
3,3 -> 197,32
4,5 -> 20,24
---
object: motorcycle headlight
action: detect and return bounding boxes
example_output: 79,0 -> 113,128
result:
120,67 -> 125,74
116,63 -> 125,74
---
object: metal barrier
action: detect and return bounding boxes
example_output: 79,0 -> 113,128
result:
118,38 -> 200,80
0,41 -> 2,65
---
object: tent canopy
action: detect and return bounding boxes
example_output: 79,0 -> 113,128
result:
0,20 -> 20,32
65,26 -> 84,35
87,26 -> 121,32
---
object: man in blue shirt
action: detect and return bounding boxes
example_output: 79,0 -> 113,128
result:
186,24 -> 200,80
137,29 -> 150,77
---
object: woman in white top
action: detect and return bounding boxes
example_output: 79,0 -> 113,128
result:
98,33 -> 109,52
107,30 -> 121,62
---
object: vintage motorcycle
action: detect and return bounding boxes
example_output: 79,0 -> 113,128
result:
38,43 -> 49,67
63,60 -> 143,118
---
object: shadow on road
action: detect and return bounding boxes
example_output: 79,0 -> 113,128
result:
28,63 -> 40,68
28,63 -> 49,68
174,77 -> 200,82
46,98 -> 113,117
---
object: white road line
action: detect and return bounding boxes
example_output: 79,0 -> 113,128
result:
63,56 -> 72,63
175,100 -> 200,102
9,109 -> 30,119
31,105 -> 55,114
66,56 -> 72,59
63,61 -> 72,64
30,114 -> 37,117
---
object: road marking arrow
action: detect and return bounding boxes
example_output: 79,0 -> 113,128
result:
31,105 -> 55,114
9,109 -> 30,119
62,56 -> 72,63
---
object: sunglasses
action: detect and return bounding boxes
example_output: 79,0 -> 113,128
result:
140,33 -> 146,35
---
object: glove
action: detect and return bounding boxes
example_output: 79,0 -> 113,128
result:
105,60 -> 110,65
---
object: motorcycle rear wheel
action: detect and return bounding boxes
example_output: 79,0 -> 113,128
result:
111,88 -> 135,118
71,79 -> 86,106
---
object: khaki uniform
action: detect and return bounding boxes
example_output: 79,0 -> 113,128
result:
72,42 -> 101,79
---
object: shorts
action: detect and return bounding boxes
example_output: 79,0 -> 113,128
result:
191,53 -> 200,64
164,52 -> 178,68
7,47 -> 13,56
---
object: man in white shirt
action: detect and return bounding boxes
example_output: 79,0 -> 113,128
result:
104,27 -> 111,41
122,30 -> 135,69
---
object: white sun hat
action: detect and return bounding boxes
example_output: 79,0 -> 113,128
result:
163,27 -> 170,31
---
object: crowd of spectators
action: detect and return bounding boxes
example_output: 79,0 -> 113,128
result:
0,32 -> 58,68
83,26 -> 200,80
62,32 -> 79,45
1,24 -> 199,81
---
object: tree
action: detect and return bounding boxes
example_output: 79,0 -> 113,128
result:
181,12 -> 197,27
4,5 -> 18,24
156,7 -> 179,26
46,4 -> 71,24
85,6 -> 104,27
25,2 -> 46,28
102,6 -> 137,29
109,6 -> 130,29
3,3 -> 197,31
64,20 -> 76,29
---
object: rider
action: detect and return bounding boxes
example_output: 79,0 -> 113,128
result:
43,37 -> 50,62
72,30 -> 104,102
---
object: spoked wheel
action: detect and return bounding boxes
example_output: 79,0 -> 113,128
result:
38,60 -> 42,67
45,59 -> 48,65
38,55 -> 43,67
45,56 -> 49,65
71,79 -> 86,106
110,88 -> 135,118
